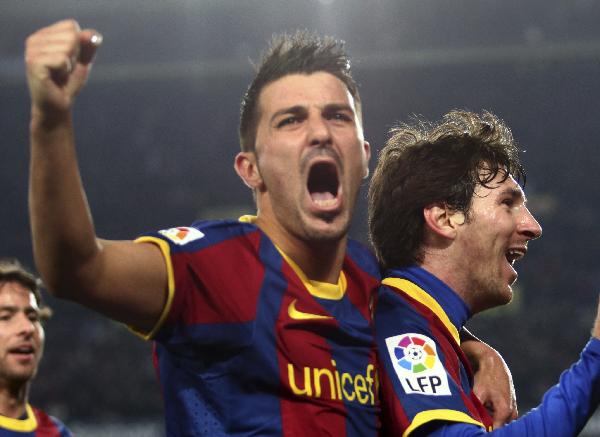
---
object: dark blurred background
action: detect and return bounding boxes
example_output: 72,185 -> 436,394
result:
2,0 -> 600,434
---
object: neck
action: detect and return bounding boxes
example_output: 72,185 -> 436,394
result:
420,251 -> 474,311
256,216 -> 347,284
0,381 -> 29,419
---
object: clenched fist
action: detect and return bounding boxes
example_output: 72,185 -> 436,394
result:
25,19 -> 102,116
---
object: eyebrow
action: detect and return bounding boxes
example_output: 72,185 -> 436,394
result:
322,103 -> 355,114
500,186 -> 527,203
270,103 -> 355,124
0,305 -> 39,314
270,105 -> 307,124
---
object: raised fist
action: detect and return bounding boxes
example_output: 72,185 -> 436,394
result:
25,19 -> 102,114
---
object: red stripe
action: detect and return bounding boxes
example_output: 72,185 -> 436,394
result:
401,293 -> 493,428
167,231 -> 264,325
380,368 -> 411,433
31,407 -> 62,436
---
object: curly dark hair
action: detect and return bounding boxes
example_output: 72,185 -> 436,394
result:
368,110 -> 525,270
239,30 -> 361,152
0,258 -> 52,320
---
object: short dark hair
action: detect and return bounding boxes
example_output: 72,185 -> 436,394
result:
0,258 -> 52,320
368,110 -> 525,270
239,30 -> 361,152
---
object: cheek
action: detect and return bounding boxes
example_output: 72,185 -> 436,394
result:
36,327 -> 45,346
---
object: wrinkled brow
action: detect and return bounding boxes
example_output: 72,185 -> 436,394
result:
270,105 -> 307,123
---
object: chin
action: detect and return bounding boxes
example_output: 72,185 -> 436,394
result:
304,214 -> 349,242
7,371 -> 36,384
498,286 -> 514,306
305,226 -> 347,244
479,285 -> 513,312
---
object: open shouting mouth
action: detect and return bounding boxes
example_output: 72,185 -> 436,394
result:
307,161 -> 340,210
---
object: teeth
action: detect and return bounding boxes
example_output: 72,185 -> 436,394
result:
314,198 -> 337,207
506,249 -> 523,265
311,191 -> 336,207
312,192 -> 334,201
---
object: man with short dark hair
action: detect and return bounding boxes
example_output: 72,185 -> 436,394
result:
26,20 -> 516,435
369,110 -> 600,436
0,259 -> 71,436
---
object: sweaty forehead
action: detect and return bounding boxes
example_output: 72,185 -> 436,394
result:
257,72 -> 356,116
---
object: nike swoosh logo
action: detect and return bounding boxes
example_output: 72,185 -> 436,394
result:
288,299 -> 333,320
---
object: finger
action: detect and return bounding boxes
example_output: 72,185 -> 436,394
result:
78,29 -> 103,65
30,19 -> 81,55
491,402 -> 514,429
26,52 -> 73,84
27,42 -> 77,70
26,25 -> 81,79
47,18 -> 81,35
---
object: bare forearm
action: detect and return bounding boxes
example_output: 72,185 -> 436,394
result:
461,329 -> 517,427
24,20 -> 168,332
29,110 -> 101,296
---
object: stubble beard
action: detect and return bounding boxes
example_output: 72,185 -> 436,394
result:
301,208 -> 351,246
470,268 -> 513,313
0,363 -> 37,389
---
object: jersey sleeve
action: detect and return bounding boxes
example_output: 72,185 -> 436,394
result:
133,221 -> 265,350
375,284 -> 489,436
30,405 -> 73,437
50,417 -> 73,437
420,337 -> 600,436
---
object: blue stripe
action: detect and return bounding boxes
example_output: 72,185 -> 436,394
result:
222,235 -> 287,435
316,291 -> 378,435
375,284 -> 474,422
157,233 -> 287,436
346,239 -> 381,279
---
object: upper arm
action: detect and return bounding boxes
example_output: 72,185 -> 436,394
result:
68,238 -> 168,334
376,285 -> 490,435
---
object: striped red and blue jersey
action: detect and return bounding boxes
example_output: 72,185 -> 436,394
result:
0,405 -> 71,436
136,217 -> 381,436
377,266 -> 600,436
375,266 -> 493,436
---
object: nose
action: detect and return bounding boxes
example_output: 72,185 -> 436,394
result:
16,313 -> 36,337
519,207 -> 542,241
308,114 -> 332,147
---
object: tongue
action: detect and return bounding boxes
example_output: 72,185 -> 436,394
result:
311,191 -> 335,201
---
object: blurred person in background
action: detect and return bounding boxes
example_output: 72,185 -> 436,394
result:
26,20 -> 515,435
369,109 -> 600,436
0,259 -> 71,436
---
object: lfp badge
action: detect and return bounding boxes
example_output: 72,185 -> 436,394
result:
158,227 -> 205,245
385,333 -> 451,396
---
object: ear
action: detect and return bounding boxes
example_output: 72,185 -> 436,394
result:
362,140 -> 371,179
423,203 -> 465,240
234,151 -> 263,190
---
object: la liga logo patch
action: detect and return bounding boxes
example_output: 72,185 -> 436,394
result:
385,333 -> 451,396
158,227 -> 205,245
